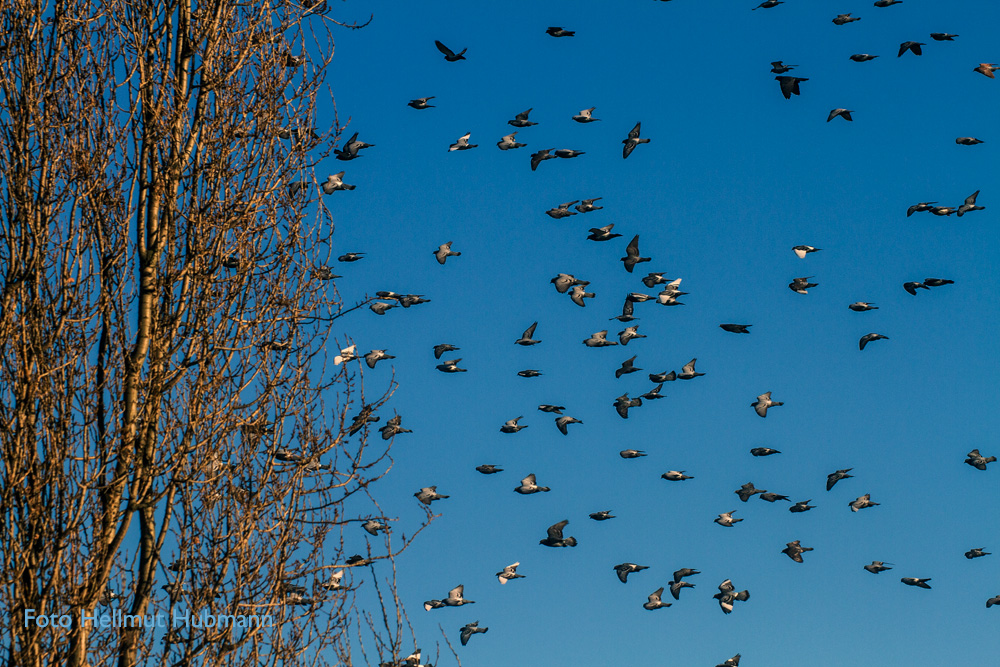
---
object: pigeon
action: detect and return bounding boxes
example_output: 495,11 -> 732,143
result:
957,190 -> 984,216
554,149 -> 585,159
436,358 -> 467,373
622,122 -> 650,159
449,132 -> 477,151
789,276 -> 818,293
736,482 -> 765,502
272,447 -> 304,464
575,198 -> 603,213
614,563 -> 649,583
442,584 -> 474,606
956,137 -> 983,145
615,356 -> 641,379
619,449 -> 647,459
714,580 -> 750,614
776,76 -> 808,99
901,578 -> 931,589
642,384 -> 665,400
569,284 -> 596,307
408,97 -> 435,109
334,132 -> 374,160
496,562 -> 524,584
626,293 -> 654,303
662,471 -> 694,481
546,26 -> 575,37
614,395 -> 643,419
321,171 -> 356,193
546,201 -> 579,219
611,300 -> 638,323
433,242 -> 461,264
530,148 -> 557,171
965,548 -> 991,559
590,510 -> 616,521
497,131 -> 527,150
678,359 -> 704,380
334,345 -> 358,365
750,447 -> 781,457
321,569 -> 345,591
929,206 -> 957,216
619,326 -> 646,345
516,322 -> 542,346
311,266 -> 341,280
538,405 -> 565,414
338,252 -> 365,262
672,568 -> 700,582
874,0 -> 902,5
782,540 -> 814,563
509,108 -> 538,128
988,596 -> 1000,608
849,493 -> 879,512
423,600 -> 445,611
398,294 -> 430,308
827,109 -> 854,122
930,33 -> 958,41
753,0 -> 783,8
476,465 -> 503,474
715,511 -> 743,527
859,333 -> 889,350
720,324 -> 752,334
717,656 -> 742,667
588,224 -> 622,242
284,592 -> 314,606
365,349 -> 395,368
903,281 -> 930,295
760,492 -> 791,503
435,40 -> 467,61
898,41 -> 924,57
414,486 -> 449,505
517,369 -> 542,378
362,519 -> 388,536
864,561 -> 893,574
555,416 -> 583,435
752,392 -> 783,418
790,500 -> 815,513
906,202 -> 937,216
832,13 -> 860,24
348,409 -> 379,436
460,621 -> 488,646
826,468 -> 855,491
649,370 -> 677,383
380,415 -> 411,440
974,63 -> 999,79
540,519 -> 577,547
500,417 -> 527,433
642,273 -> 671,288
644,587 -> 672,610
552,274 -> 588,293
514,473 -> 551,494
573,107 -> 601,123
657,286 -> 687,306
770,61 -> 795,73
965,449 -> 996,470
850,54 -> 879,62
433,344 -> 459,359
345,555 -> 369,566
669,579 -> 696,601
849,302 -> 878,311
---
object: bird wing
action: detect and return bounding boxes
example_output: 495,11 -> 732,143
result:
547,520 -> 568,539
626,235 -> 640,258
521,473 -> 537,486
448,585 -> 464,600
682,359 -> 697,374
628,122 -> 641,139
516,108 -> 532,121
523,322 -> 537,338
435,40 -> 455,57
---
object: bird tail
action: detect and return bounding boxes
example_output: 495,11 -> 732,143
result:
987,457 -> 998,463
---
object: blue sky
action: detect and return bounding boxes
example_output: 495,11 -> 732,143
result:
315,0 -> 999,664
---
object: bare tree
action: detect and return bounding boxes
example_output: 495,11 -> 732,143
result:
0,1 -> 425,666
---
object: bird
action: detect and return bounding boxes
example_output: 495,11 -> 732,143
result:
864,561 -> 893,574
752,392 -> 783,418
497,131 -> 527,150
555,416 -> 582,435
649,370 -> 677,383
433,344 -> 459,359
901,578 -> 931,589
736,482 -> 765,502
859,333 -> 889,350
965,449 -> 996,470
530,148 -> 556,171
365,349 -> 395,368
554,148 -> 585,159
974,63 -> 998,79
898,41 -> 924,57
929,206 -> 957,216
776,76 -> 808,99
642,272 -> 671,288
614,395 -> 643,419
321,171 -> 355,193
546,26 -> 575,37
362,519 -> 388,536
644,587 -> 672,610
614,563 -> 649,583
408,97 -> 435,109
348,409 -> 379,436
516,322 -> 541,346
930,32 -> 958,41
714,579 -> 750,614
642,384 -> 665,400
770,61 -> 795,73
716,656 -> 742,667
569,284 -> 596,307
615,356 -> 641,379
380,415 -> 411,440
904,281 -> 930,295
540,519 -> 577,547
575,198 -> 603,213
720,324 -> 752,334
715,511 -> 743,527
789,276 -> 818,293
849,302 -> 878,311
662,471 -> 694,481
572,107 -> 600,123
750,447 -> 781,457
442,584 -> 474,606
588,224 -> 622,242
622,122 -> 650,159
321,569 -> 345,590
957,190 -> 984,216
987,595 -> 1000,608
538,405 -> 565,414
956,137 -> 983,145
476,464 -> 503,474
827,468 -> 854,490
517,369 -> 542,378
906,201 -> 937,216
850,54 -> 879,62
782,540 -> 814,563
334,132 -> 374,160
460,621 -> 488,646
338,252 -> 365,262
448,132 -> 477,151
500,417 -> 527,433
509,108 -> 538,127
414,486 -> 449,505
496,562 -> 524,584
619,325 -> 645,345
828,108 -> 854,122
434,40 -> 467,61
874,0 -> 902,5
590,510 -> 616,521
551,273 -> 588,294
849,493 -> 879,512
753,0 -> 783,9
832,13 -> 860,24
678,358 -> 704,380
669,579 -> 696,601
514,473 -> 550,494
546,201 -> 579,219
334,345 -> 358,365
790,500 -> 815,513
965,548 -> 991,559
619,449 -> 646,459
436,358 -> 467,373
433,242 -> 461,264
759,492 -> 791,503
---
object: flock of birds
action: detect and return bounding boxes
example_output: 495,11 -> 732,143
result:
271,5 -> 1000,666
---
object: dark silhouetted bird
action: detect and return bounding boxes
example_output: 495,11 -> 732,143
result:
530,148 -> 556,170
408,97 -> 435,109
509,108 -> 537,127
906,201 -> 937,216
460,621 -> 488,646
974,63 -> 998,78
669,579 -> 696,600
414,486 -> 449,505
620,448 -> 646,459
850,54 -> 879,62
556,415 -> 583,435
380,414 -> 411,439
776,76 -> 808,99
849,302 -> 878,311
827,108 -> 854,122
901,577 -> 931,589
865,561 -> 893,574
538,404 -> 565,414
751,447 -> 781,457
338,252 -> 365,262
789,276 -> 818,293
760,492 -> 791,503
965,548 -> 991,559
860,333 -> 889,350
476,465 -> 503,474
514,473 -> 550,494
546,201 -> 578,219
957,190 -> 984,217
955,137 -> 983,145
516,322 -> 542,346
678,358 -> 704,380
590,510 -> 616,521
642,384 -> 665,400
615,355 -> 641,379
790,500 -> 815,513
614,563 -> 649,583
753,0 -> 783,8
649,370 -> 677,383
554,148 -> 585,159
874,0 -> 902,5
435,40 -> 467,61
736,482 -> 765,501
832,13 -> 860,24
588,223 -> 622,242
546,26 -> 575,37
497,131 -> 526,150
987,595 -> 1000,608
335,133 -> 374,160
782,540 -> 814,563
965,449 -> 996,470
433,344 -> 459,359
322,171 -> 355,193
720,324 -> 752,334
436,358 -> 466,373
770,61 -> 795,73
573,107 -> 600,123
930,32 -> 958,41
500,417 -> 527,433
551,273 -> 588,293
365,349 -> 395,368
717,655 -> 742,667
584,330 -> 617,347
614,395 -> 643,419
449,132 -> 477,152
622,122 -> 650,159
827,468 -> 854,490
576,198 -> 603,213
904,281 -> 930,295
540,519 -> 577,547
898,41 -> 924,57
517,369 -> 542,378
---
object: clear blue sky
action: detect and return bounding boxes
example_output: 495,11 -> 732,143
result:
317,1 -> 999,664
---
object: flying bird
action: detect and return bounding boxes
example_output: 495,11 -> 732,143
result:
540,519 -> 577,547
770,61 -> 795,73
827,468 -> 854,490
590,510 -> 616,521
538,404 -> 565,414
669,579 -> 696,600
338,252 -> 365,262
720,324 -> 752,333
442,584 -> 474,606
874,0 -> 902,5
435,40 -> 467,61
849,302 -> 878,311
989,595 -> 1000,608
573,107 -> 601,123
334,132 -> 374,160
518,369 -> 541,378
569,284 -> 596,307
714,579 -> 750,614
555,415 -> 583,435
649,370 -> 677,383
554,148 -> 585,159
789,276 -> 818,293
901,578 -> 931,589
832,13 -> 861,24
321,171 -> 355,193
965,548 -> 991,559
903,281 -> 930,295
642,384 -> 665,400
496,562 -> 524,584
380,415 -> 411,440
516,322 -> 542,345
530,148 -> 557,171
436,358 -> 467,373
575,198 -> 603,213
906,202 -> 937,216
509,108 -> 538,127
500,417 -> 527,433
619,449 -> 646,459
362,519 -> 388,536
476,465 -> 503,474
619,325 -> 646,345
859,333 -> 889,350
793,245 -> 821,258
736,482 -> 765,502
414,486 -> 449,505
546,26 -> 575,37
759,492 -> 791,503
615,355 -> 641,378
433,242 -> 461,264
850,54 -> 879,62
614,395 -> 643,419
753,0 -> 784,8
750,447 -> 781,456
930,33 -> 958,41
828,108 -> 854,122
965,449 -> 996,470
776,76 -> 808,99
365,349 -> 395,368
551,273 -> 588,294
717,656 -> 742,667
514,473 -> 551,494
622,122 -> 650,159
898,41 -> 924,57
546,201 -> 579,219
957,190 -> 984,216
408,97 -> 435,109
433,344 -> 459,359
864,561 -> 893,574
614,563 -> 649,583
448,132 -> 477,151
956,137 -> 983,145
678,358 -> 704,379
662,471 -> 694,481
588,224 -> 622,242
849,493 -> 879,512
782,540 -> 814,563
973,63 -> 998,78
715,511 -> 743,527
752,392 -> 783,418
644,587 -> 672,610
790,500 -> 815,513
460,621 -> 488,646
497,132 -> 527,150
